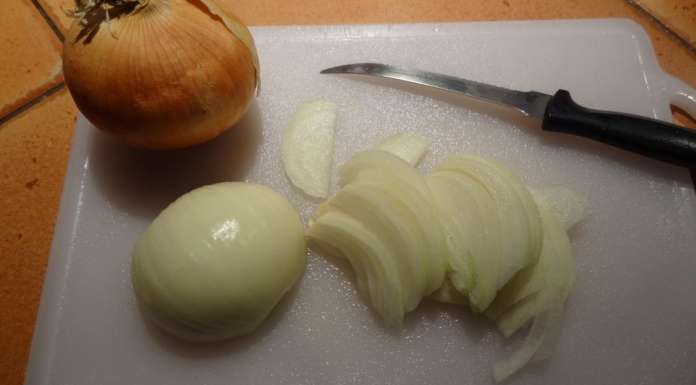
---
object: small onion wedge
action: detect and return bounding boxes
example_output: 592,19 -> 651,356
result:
488,198 -> 576,382
341,151 -> 447,295
486,193 -> 580,322
437,156 -> 543,289
374,132 -> 431,166
426,174 -> 478,293
491,200 -> 575,337
339,150 -> 432,198
317,183 -> 427,313
309,150 -> 446,324
532,187 -> 589,231
429,278 -> 469,306
493,303 -> 564,383
427,171 -> 502,311
306,210 -> 404,327
351,170 -> 447,295
282,100 -> 337,198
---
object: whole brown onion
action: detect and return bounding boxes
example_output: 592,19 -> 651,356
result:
63,0 -> 259,149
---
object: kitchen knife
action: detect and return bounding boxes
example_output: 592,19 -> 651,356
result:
320,63 -> 696,168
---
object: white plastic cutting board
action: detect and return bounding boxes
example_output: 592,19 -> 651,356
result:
26,19 -> 696,385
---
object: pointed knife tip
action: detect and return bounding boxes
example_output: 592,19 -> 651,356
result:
320,63 -> 386,75
319,65 -> 351,74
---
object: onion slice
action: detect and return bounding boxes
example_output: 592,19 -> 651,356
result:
309,150 -> 447,325
307,210 -> 404,326
429,278 -> 469,305
282,101 -> 337,198
339,150 -> 432,197
494,203 -> 575,337
340,151 -> 447,295
375,132 -> 431,166
317,182 -> 432,314
427,171 -> 501,311
532,187 -> 589,231
490,198 -> 576,382
437,156 -> 543,289
493,303 -> 564,383
487,188 -> 584,320
351,170 -> 447,295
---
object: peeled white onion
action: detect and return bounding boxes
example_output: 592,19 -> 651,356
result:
282,100 -> 337,198
131,182 -> 306,341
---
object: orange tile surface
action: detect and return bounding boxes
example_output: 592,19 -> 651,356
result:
0,0 -> 63,118
36,0 -> 73,33
633,0 -> 696,47
1,1 -> 695,385
0,89 -> 76,385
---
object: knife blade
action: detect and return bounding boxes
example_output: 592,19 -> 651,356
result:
320,63 -> 696,168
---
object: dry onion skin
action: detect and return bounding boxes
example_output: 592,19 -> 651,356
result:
63,0 -> 259,149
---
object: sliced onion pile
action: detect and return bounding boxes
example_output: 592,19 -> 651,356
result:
303,131 -> 587,382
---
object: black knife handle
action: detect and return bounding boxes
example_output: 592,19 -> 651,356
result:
542,90 -> 696,168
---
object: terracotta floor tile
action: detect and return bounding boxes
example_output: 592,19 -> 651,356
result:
0,0 -> 63,119
633,0 -> 696,47
0,89 -> 76,385
35,0 -> 73,34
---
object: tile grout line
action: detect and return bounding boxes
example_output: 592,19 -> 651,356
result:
0,1 -> 68,127
627,0 -> 696,54
0,83 -> 66,127
30,0 -> 65,42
